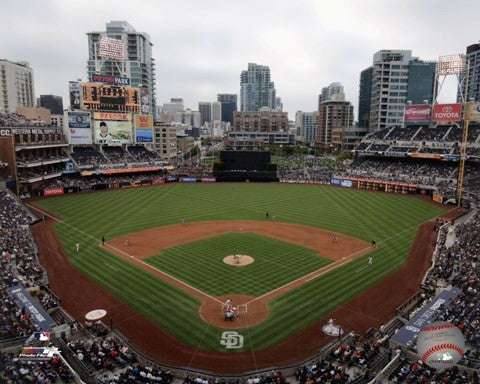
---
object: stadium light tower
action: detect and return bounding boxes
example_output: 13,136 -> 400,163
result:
432,54 -> 470,207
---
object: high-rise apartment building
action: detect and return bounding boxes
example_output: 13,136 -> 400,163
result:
233,110 -> 288,132
459,43 -> 480,102
0,60 -> 35,113
240,63 -> 277,111
317,96 -> 354,147
319,82 -> 344,103
86,21 -> 156,117
198,102 -> 212,125
360,50 -> 436,131
39,95 -> 64,115
295,111 -> 319,144
211,101 -> 222,122
217,94 -> 237,124
358,68 -> 372,128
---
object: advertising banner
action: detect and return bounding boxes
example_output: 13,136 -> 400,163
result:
432,103 -> 462,122
94,120 -> 132,144
404,105 -> 431,123
201,178 -> 216,182
69,81 -> 81,110
135,129 -> 153,143
330,178 -> 352,187
6,285 -> 55,332
465,102 -> 480,122
94,112 -> 131,121
140,86 -> 150,114
82,83 -> 140,113
65,111 -> 92,144
181,177 -> 197,182
43,188 -> 64,196
91,73 -> 130,86
432,194 -> 444,203
134,115 -> 153,143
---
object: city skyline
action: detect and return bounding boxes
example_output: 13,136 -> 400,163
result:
1,0 -> 477,118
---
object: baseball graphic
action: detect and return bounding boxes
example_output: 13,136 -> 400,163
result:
417,321 -> 465,370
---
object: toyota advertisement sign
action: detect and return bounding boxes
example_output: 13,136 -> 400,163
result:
432,103 -> 462,123
404,105 -> 431,123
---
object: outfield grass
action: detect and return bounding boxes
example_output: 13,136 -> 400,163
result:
146,232 -> 332,296
34,183 -> 443,351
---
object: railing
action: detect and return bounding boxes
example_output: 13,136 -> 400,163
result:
57,338 -> 97,384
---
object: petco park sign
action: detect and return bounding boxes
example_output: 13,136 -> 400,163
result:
432,103 -> 462,122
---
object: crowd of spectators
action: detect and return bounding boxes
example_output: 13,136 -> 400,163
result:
127,146 -> 160,163
341,157 -> 458,185
102,147 -> 132,165
176,163 -> 213,177
276,155 -> 336,183
16,150 -> 68,164
40,172 -> 166,190
415,125 -> 451,142
100,364 -> 174,384
388,359 -> 478,383
328,333 -> 383,369
0,190 -> 43,288
0,352 -> 75,383
17,163 -> 66,180
71,147 -> 110,166
0,112 -> 52,128
0,190 -> 42,342
295,360 -> 353,384
385,126 -> 420,141
67,335 -> 136,372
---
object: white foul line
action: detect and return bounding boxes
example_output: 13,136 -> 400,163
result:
104,263 -> 119,272
355,265 -> 370,273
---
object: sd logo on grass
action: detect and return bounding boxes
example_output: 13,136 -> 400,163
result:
220,331 -> 244,349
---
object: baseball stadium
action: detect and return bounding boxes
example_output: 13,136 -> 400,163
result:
1,51 -> 480,384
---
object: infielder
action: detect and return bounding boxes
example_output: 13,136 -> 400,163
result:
76,243 -> 80,253
368,256 -> 373,265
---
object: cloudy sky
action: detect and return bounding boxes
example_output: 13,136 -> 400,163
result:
1,0 -> 478,118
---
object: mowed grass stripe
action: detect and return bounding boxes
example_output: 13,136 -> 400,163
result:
35,183 -> 442,351
147,232 -> 331,296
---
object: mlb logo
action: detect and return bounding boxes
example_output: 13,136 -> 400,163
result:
33,332 -> 51,341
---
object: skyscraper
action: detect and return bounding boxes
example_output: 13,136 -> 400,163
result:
211,101 -> 222,122
0,60 -> 35,114
39,95 -> 64,115
318,94 -> 354,147
459,43 -> 480,102
86,21 -> 156,117
360,50 -> 436,131
217,94 -> 237,124
358,68 -> 372,128
240,63 -> 277,111
198,102 -> 212,125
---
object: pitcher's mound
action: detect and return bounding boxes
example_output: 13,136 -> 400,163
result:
223,255 -> 254,266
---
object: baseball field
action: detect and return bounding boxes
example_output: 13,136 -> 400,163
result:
33,183 -> 443,359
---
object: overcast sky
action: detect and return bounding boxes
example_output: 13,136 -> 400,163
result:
1,0 -> 478,118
